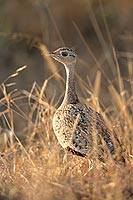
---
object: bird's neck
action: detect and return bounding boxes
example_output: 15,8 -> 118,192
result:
61,64 -> 79,106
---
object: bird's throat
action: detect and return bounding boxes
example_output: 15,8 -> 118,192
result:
62,65 -> 79,105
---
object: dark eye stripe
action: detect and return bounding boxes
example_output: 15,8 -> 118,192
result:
69,55 -> 75,58
62,48 -> 76,54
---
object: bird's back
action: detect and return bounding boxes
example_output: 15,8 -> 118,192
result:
53,102 -> 115,157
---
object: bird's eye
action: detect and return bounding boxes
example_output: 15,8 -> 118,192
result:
61,52 -> 68,57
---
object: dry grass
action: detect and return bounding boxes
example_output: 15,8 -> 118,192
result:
0,49 -> 133,200
0,1 -> 133,199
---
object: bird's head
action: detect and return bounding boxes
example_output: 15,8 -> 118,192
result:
50,47 -> 77,66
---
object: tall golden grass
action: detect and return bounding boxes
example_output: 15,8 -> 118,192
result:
0,2 -> 133,199
0,41 -> 132,200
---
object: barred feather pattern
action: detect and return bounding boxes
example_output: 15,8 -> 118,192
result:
53,103 -> 115,157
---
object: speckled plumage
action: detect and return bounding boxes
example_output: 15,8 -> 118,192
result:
53,103 -> 115,157
51,47 -> 116,158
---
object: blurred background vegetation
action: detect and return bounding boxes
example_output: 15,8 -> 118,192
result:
0,1 -> 133,200
0,0 -> 133,131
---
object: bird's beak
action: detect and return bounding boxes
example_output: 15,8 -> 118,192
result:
48,52 -> 55,56
49,52 -> 57,60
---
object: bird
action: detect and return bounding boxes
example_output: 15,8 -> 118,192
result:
50,47 -> 123,161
